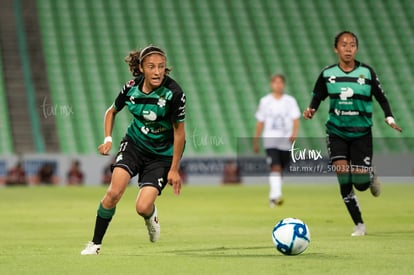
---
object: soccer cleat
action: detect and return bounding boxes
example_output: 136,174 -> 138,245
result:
270,197 -> 284,208
370,173 -> 381,197
351,223 -> 366,237
80,241 -> 101,255
145,206 -> 160,242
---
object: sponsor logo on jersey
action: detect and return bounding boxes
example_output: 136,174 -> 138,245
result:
339,87 -> 354,100
334,109 -> 359,116
157,178 -> 164,188
142,110 -> 157,121
357,75 -> 365,85
116,153 -> 123,163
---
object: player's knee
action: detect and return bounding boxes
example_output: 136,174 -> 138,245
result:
105,189 -> 123,205
354,183 -> 370,191
136,202 -> 153,217
351,173 -> 370,191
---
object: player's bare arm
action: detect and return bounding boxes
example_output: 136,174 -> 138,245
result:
290,118 -> 300,142
168,121 -> 185,195
98,106 -> 117,155
370,70 -> 403,133
253,121 -> 264,153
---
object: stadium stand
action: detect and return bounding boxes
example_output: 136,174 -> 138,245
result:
36,0 -> 414,155
0,47 -> 14,154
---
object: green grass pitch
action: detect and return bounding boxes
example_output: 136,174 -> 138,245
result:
1,183 -> 413,275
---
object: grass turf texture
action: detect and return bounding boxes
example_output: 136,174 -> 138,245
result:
0,184 -> 413,275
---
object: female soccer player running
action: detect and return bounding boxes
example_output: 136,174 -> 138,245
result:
254,74 -> 300,207
303,31 -> 402,236
81,46 -> 186,255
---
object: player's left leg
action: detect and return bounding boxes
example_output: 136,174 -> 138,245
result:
266,149 -> 284,207
136,158 -> 170,242
136,186 -> 160,242
350,132 -> 379,196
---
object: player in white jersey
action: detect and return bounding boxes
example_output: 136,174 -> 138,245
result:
254,74 -> 300,207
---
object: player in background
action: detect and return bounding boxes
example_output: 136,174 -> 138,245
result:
81,46 -> 186,255
254,74 -> 300,207
303,31 -> 402,236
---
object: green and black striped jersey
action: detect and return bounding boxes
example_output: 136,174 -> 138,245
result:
310,61 -> 393,139
113,76 -> 186,157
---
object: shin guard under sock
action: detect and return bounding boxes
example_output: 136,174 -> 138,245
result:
92,203 -> 116,244
338,175 -> 364,225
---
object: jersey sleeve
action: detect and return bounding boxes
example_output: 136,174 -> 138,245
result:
309,72 -> 328,110
113,79 -> 134,111
170,90 -> 186,122
255,99 -> 266,122
370,69 -> 393,117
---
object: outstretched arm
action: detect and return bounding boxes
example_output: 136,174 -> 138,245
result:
304,72 -> 328,119
290,118 -> 300,142
168,122 -> 186,195
371,72 -> 402,132
98,106 -> 118,155
98,80 -> 130,154
253,121 -> 264,153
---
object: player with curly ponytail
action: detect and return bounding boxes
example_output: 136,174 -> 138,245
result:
81,45 -> 186,255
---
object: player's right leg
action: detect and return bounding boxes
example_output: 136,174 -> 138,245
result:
81,168 -> 131,255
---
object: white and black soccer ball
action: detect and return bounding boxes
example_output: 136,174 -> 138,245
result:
272,218 -> 311,255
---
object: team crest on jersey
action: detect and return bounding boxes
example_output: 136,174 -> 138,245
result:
158,97 -> 166,108
357,75 -> 365,85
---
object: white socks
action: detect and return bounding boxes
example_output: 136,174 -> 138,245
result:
269,172 -> 282,200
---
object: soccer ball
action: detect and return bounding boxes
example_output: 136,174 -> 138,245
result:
272,218 -> 310,255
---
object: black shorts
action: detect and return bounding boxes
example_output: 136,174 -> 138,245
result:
265,148 -> 291,169
112,136 -> 171,195
327,133 -> 372,168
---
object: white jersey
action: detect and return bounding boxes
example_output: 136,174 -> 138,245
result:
255,93 -> 300,150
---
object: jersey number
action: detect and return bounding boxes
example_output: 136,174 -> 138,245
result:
119,141 -> 128,152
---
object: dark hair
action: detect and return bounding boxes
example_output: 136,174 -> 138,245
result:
334,31 -> 359,48
271,74 -> 286,83
124,46 -> 171,77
